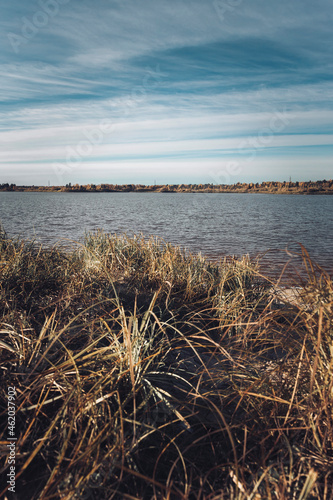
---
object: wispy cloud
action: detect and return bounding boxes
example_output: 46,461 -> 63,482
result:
0,0 -> 332,184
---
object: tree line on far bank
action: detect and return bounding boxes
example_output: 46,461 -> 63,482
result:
1,179 -> 333,194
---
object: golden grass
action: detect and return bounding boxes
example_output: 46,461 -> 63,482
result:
0,229 -> 332,499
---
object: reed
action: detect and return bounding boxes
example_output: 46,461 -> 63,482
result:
0,229 -> 332,499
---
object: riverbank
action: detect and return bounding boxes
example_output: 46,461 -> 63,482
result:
0,230 -> 332,499
1,179 -> 333,194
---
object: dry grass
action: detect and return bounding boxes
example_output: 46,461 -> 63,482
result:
0,229 -> 332,499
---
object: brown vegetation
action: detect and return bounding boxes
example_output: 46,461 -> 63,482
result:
1,179 -> 333,194
1,230 -> 332,499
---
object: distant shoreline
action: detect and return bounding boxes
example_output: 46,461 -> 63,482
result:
1,179 -> 333,195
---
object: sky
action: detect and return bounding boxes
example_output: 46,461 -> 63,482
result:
0,0 -> 332,186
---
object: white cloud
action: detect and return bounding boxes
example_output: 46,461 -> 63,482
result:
0,0 -> 332,184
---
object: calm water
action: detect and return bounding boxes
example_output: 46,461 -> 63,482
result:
1,192 -> 332,278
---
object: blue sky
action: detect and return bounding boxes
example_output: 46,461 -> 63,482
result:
0,0 -> 332,185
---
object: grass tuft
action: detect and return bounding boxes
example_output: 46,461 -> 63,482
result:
0,231 -> 332,499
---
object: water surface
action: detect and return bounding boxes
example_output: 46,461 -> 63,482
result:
1,191 -> 332,278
